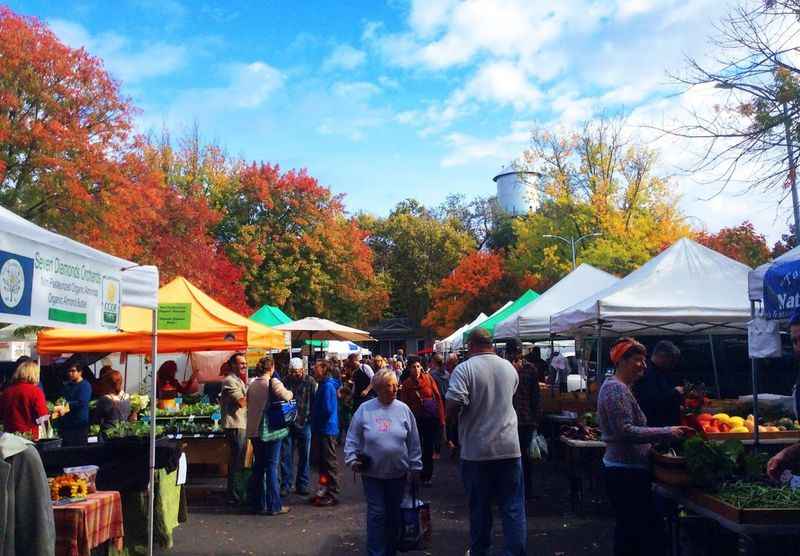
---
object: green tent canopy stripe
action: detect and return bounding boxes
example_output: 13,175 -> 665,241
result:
462,289 -> 539,341
249,305 -> 293,327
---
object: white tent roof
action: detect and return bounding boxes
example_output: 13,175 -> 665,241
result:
434,312 -> 489,353
749,245 -> 800,301
493,264 -> 619,339
0,205 -> 158,311
550,238 -> 752,336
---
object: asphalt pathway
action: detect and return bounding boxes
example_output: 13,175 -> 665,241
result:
160,447 -> 613,556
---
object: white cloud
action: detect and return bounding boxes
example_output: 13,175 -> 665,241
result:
331,81 -> 382,101
322,44 -> 366,72
440,121 -> 532,167
463,61 -> 542,109
163,61 -> 284,120
48,19 -> 186,83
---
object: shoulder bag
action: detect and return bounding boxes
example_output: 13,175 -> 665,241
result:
258,378 -> 296,442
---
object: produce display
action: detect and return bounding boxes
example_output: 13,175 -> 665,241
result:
680,436 -> 766,487
163,421 -> 220,435
144,402 -> 218,418
686,412 -> 800,434
129,394 -> 150,414
104,421 -> 164,439
716,481 -> 800,509
560,423 -> 601,441
683,382 -> 710,410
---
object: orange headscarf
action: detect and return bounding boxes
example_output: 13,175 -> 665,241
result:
610,339 -> 636,365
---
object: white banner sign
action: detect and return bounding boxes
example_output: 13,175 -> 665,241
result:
0,233 -> 121,331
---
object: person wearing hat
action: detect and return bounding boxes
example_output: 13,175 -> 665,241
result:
597,337 -> 692,556
767,311 -> 800,479
280,357 -> 317,496
445,328 -> 526,556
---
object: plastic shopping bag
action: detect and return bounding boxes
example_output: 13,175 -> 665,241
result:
529,432 -> 548,460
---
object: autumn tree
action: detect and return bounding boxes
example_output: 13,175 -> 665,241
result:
214,162 -> 387,326
696,221 -> 771,267
365,200 -> 475,325
508,119 -> 690,287
0,7 -> 136,230
422,250 -> 522,337
668,0 -> 800,216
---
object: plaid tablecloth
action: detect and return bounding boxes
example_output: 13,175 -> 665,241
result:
53,491 -> 124,556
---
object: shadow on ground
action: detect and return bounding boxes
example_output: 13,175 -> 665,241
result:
159,449 -> 613,556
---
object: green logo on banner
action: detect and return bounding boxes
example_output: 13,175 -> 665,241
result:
158,303 -> 191,330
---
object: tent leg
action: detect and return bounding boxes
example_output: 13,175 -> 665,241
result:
595,321 -> 602,401
750,301 -> 760,450
147,310 -> 158,556
708,335 -> 721,399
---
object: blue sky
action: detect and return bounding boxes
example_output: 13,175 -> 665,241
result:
8,0 -> 791,242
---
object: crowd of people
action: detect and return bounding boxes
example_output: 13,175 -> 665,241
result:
0,356 -> 136,445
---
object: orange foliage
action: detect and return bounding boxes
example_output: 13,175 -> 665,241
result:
422,251 -> 521,337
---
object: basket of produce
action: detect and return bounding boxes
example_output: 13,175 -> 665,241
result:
689,481 -> 800,524
652,450 -> 691,487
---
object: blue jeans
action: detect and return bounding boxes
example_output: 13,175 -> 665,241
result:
362,476 -> 405,556
460,458 -> 527,556
281,424 -> 312,492
249,438 -> 283,513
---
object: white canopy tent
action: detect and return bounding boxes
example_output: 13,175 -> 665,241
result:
434,311 -> 490,353
0,205 -> 158,320
493,264 -> 619,340
0,205 -> 161,555
550,238 -> 752,337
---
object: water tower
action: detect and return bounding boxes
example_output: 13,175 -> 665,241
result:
493,165 -> 540,215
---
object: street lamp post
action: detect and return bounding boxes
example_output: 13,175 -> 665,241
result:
542,232 -> 602,269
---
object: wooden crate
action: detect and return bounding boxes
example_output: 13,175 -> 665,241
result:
688,489 -> 800,525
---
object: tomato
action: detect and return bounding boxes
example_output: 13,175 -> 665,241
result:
705,425 -> 720,433
697,413 -> 714,422
718,423 -> 731,433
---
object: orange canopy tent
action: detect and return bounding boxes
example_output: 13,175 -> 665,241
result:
38,277 -> 285,354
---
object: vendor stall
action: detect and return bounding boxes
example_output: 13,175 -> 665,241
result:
550,239 -> 753,397
651,436 -> 800,555
493,264 -> 618,340
462,290 -> 539,341
0,204 -> 160,556
434,312 -> 488,354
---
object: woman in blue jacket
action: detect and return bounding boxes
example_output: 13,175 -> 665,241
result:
311,360 -> 341,506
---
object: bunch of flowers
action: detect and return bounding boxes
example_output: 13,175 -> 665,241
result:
49,474 -> 88,501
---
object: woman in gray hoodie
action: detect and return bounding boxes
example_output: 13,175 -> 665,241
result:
345,369 -> 422,556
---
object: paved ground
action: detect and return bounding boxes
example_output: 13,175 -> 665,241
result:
159,447 -> 613,556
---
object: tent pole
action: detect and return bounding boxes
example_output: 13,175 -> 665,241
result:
750,301 -> 760,450
595,322 -> 602,402
147,309 -> 158,556
594,302 -> 602,402
708,335 -> 721,399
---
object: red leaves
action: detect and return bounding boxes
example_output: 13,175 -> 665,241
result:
695,221 -> 771,268
422,251 -> 521,337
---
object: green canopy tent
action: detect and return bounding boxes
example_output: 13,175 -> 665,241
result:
462,289 -> 539,342
250,305 -> 293,327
